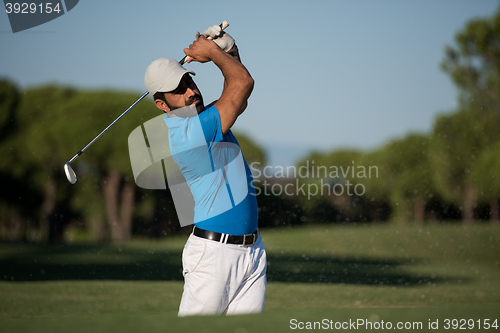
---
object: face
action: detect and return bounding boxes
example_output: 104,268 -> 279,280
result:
155,74 -> 204,113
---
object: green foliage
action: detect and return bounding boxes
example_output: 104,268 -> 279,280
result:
296,149 -> 365,183
357,149 -> 388,202
295,149 -> 388,222
0,79 -> 44,223
380,134 -> 428,177
0,78 -> 19,140
442,4 -> 500,114
430,108 -> 500,203
49,90 -> 160,174
380,134 -> 436,222
0,79 -> 21,171
7,85 -> 80,184
472,142 -> 500,202
323,149 -> 364,181
232,131 -> 266,166
0,79 -> 20,170
434,5 -> 500,220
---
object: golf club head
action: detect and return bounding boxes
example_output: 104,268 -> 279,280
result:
64,163 -> 77,184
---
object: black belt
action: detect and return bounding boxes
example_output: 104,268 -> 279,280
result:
193,227 -> 258,246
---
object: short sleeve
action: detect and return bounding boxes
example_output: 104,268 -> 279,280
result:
198,105 -> 224,144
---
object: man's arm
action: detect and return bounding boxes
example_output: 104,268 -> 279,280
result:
224,45 -> 249,115
184,36 -> 254,134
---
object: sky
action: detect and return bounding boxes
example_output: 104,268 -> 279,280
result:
1,0 -> 499,168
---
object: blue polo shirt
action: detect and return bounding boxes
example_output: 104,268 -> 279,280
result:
164,105 -> 258,236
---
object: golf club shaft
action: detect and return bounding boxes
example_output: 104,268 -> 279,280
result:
67,55 -> 187,165
67,91 -> 150,164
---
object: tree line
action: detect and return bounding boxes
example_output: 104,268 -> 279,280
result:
291,6 -> 500,225
1,6 -> 499,242
0,82 -> 269,242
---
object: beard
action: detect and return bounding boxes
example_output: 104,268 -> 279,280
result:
186,94 -> 205,113
167,93 -> 204,113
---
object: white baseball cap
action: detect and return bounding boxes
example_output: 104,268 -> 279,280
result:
144,58 -> 196,96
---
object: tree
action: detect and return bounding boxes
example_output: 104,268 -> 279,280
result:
0,83 -> 278,242
471,142 -> 500,223
358,149 -> 392,222
2,85 -> 161,242
430,108 -> 500,222
60,90 -> 159,242
0,78 -> 42,241
381,134 -> 436,223
294,149 -> 371,222
435,5 -> 500,222
442,4 -> 500,115
319,149 -> 365,221
0,78 -> 19,141
2,85 -> 78,242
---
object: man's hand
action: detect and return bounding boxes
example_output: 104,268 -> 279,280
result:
184,26 -> 253,134
203,25 -> 235,52
183,36 -> 221,63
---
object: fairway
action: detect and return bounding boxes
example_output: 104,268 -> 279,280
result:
1,223 -> 499,332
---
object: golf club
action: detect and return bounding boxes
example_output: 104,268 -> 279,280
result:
64,21 -> 229,184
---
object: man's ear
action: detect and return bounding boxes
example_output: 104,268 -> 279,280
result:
155,99 -> 171,113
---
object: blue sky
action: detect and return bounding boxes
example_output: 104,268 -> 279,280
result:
1,0 -> 498,167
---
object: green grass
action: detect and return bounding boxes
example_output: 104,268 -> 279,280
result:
1,223 -> 499,332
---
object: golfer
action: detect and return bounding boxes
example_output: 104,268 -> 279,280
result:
144,25 -> 266,316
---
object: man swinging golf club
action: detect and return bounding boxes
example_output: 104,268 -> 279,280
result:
144,25 -> 267,316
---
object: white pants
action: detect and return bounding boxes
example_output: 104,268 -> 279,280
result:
178,232 -> 267,316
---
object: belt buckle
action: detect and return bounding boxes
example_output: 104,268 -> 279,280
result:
242,233 -> 255,246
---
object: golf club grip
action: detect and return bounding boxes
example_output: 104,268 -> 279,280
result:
179,20 -> 229,65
